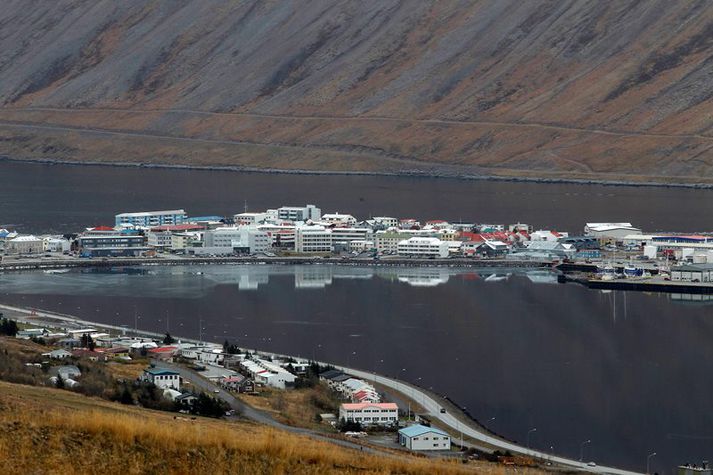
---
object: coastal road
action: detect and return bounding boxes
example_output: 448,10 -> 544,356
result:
155,362 -> 401,458
336,365 -> 641,475
1,302 -> 640,473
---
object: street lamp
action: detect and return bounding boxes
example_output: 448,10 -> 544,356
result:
580,439 -> 591,462
527,428 -> 537,449
647,452 -> 657,474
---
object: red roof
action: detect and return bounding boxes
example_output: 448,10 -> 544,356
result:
459,232 -> 483,242
148,346 -> 177,354
341,402 -> 398,410
91,226 -> 115,231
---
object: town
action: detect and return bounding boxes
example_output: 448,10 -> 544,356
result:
2,205 -> 713,288
0,307 -> 461,458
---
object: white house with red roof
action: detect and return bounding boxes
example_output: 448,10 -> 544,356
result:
338,402 -> 398,426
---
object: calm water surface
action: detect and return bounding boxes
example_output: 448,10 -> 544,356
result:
2,161 -> 713,471
2,161 -> 713,233
0,265 -> 711,471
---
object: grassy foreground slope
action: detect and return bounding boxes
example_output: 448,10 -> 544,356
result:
0,380 -> 524,475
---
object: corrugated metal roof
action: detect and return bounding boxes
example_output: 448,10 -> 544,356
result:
399,424 -> 449,438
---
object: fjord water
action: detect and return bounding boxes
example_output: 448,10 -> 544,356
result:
3,160 -> 713,233
1,265 -> 712,470
2,161 -> 713,470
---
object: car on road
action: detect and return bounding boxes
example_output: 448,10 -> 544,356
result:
440,408 -> 446,413
587,462 -> 597,467
213,389 -> 220,394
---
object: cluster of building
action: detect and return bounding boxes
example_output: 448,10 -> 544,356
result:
320,369 -> 381,404
0,206 -> 589,261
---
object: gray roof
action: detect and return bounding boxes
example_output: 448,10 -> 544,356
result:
319,369 -> 344,380
673,263 -> 713,272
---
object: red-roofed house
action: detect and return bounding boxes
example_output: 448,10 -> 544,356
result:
339,402 -> 398,426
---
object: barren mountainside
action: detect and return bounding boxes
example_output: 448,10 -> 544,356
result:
1,0 -> 713,182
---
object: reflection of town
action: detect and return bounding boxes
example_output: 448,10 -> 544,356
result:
0,265 -> 560,297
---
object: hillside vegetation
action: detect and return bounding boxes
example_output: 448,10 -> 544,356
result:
0,380 -> 523,474
1,1 -> 712,182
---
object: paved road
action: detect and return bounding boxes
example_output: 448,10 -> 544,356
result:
336,365 -> 641,475
155,362 -> 399,458
2,302 -> 640,474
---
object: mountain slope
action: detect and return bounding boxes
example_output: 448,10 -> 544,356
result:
0,0 -> 712,182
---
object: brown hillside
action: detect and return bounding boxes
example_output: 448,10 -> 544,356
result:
0,380 -> 517,474
0,1 -> 712,182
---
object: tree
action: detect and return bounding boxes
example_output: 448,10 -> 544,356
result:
163,333 -> 176,345
80,333 -> 95,350
337,418 -> 363,433
0,317 -> 19,337
55,373 -> 65,389
117,384 -> 134,405
190,393 -> 230,418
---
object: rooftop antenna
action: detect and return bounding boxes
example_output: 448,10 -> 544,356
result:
244,199 -> 248,213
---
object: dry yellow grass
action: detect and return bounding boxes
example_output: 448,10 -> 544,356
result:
240,383 -> 340,430
103,360 -> 148,380
0,380 -> 546,475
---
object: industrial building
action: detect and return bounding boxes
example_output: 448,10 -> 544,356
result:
671,264 -> 713,283
584,222 -> 642,240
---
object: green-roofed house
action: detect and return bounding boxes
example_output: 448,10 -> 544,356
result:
142,367 -> 181,390
398,424 -> 451,451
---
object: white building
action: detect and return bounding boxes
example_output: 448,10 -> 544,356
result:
43,237 -> 71,253
147,230 -> 174,249
331,227 -> 373,244
5,235 -> 43,254
295,226 -> 332,253
277,205 -> 321,222
240,358 -> 296,389
584,223 -> 642,240
203,227 -> 271,254
338,402 -> 398,426
398,424 -> 451,451
530,230 -> 566,242
115,209 -> 187,227
397,237 -> 449,258
142,368 -> 181,390
370,217 -> 398,228
234,212 -> 268,226
321,213 -> 357,226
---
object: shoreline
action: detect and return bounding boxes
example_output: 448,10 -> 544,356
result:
0,301 -> 637,475
0,255 -> 551,272
3,155 -> 713,190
